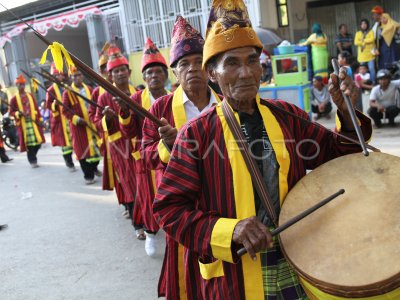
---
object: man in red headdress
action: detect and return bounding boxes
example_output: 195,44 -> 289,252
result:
141,16 -> 221,299
119,38 -> 169,256
46,63 -> 75,171
62,67 -> 101,184
89,42 -> 127,214
152,0 -> 373,299
94,45 -> 145,239
9,74 -> 45,167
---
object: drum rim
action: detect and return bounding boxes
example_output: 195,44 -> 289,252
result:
279,228 -> 400,297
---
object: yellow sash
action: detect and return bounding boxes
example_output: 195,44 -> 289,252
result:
16,92 -> 43,145
52,84 -> 70,147
103,84 -> 136,189
214,95 -> 290,299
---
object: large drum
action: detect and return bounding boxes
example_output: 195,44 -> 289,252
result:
279,152 -> 400,299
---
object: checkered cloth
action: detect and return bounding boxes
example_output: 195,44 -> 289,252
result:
25,119 -> 40,147
62,124 -> 73,155
85,134 -> 101,163
61,146 -> 73,155
261,231 -> 309,300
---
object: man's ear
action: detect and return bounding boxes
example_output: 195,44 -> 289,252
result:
207,66 -> 218,83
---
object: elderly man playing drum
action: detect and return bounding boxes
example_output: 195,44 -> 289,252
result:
153,1 -> 372,299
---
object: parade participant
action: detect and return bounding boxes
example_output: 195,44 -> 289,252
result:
141,16 -> 220,299
153,1 -> 372,299
94,45 -> 145,239
46,63 -> 75,171
0,133 -> 12,163
90,42 -> 110,124
9,75 -> 45,168
0,83 -> 8,115
62,67 -> 101,184
88,43 -> 128,217
119,37 -> 169,256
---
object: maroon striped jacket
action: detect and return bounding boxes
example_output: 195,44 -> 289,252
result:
46,85 -> 70,147
142,93 -> 204,299
153,99 -> 372,299
94,91 -> 137,204
62,85 -> 96,160
119,89 -> 160,233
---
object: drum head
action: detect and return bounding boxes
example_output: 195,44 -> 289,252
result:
279,152 -> 400,297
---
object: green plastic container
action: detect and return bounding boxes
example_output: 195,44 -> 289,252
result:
272,52 -> 309,87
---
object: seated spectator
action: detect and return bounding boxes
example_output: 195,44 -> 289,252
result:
368,69 -> 400,127
310,76 -> 332,121
338,51 -> 353,79
355,63 -> 374,91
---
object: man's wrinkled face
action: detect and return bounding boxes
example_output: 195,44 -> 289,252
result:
143,66 -> 168,90
110,65 -> 131,86
208,47 -> 261,104
173,53 -> 208,92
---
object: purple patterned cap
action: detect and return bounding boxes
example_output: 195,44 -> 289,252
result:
169,16 -> 205,67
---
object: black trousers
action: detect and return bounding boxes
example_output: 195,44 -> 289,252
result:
368,105 -> 399,125
125,202 -> 143,230
0,147 -> 10,163
63,153 -> 74,168
78,159 -> 99,180
27,145 -> 41,164
311,102 -> 332,115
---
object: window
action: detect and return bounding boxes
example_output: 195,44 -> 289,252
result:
277,0 -> 289,27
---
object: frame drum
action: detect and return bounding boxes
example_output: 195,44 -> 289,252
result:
279,152 -> 400,299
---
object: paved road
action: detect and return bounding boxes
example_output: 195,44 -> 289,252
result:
0,138 -> 165,300
1,119 -> 399,300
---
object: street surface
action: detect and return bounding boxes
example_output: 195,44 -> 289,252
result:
0,117 -> 399,299
0,137 -> 165,300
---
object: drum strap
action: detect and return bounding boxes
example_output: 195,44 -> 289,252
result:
222,100 -> 278,226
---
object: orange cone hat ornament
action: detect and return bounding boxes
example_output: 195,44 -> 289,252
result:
68,66 -> 79,76
106,44 -> 129,72
141,38 -> 167,72
169,16 -> 205,67
98,42 -> 110,68
15,74 -> 26,84
202,0 -> 263,67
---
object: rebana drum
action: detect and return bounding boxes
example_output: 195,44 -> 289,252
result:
279,152 -> 400,299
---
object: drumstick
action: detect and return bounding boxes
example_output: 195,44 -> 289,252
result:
332,59 -> 369,156
236,188 -> 345,258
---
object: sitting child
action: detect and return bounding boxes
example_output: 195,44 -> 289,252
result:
355,63 -> 374,92
338,50 -> 353,79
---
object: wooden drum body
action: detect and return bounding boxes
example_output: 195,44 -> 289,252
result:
279,152 -> 400,299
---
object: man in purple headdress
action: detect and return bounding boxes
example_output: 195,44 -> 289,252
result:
141,16 -> 221,300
